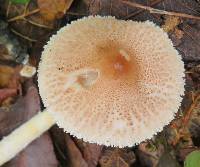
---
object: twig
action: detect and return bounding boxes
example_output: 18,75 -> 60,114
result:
169,92 -> 200,146
66,11 -> 87,16
177,1 -> 200,15
124,0 -> 163,19
11,28 -> 37,42
24,1 -> 30,14
122,0 -> 200,20
6,1 -> 11,18
24,18 -> 53,29
8,9 -> 40,22
54,142 -> 67,160
182,24 -> 200,49
182,93 -> 200,127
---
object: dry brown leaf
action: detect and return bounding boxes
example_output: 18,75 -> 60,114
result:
84,0 -> 129,18
0,1 -> 57,46
137,142 -> 165,167
178,147 -> 199,162
157,151 -> 181,167
0,80 -> 40,137
0,66 -> 15,88
99,148 -> 135,167
174,28 -> 184,39
0,65 -> 21,105
37,0 -> 74,21
74,139 -> 103,167
0,88 -> 17,104
162,16 -> 181,33
50,126 -> 88,167
64,135 -> 88,167
82,143 -> 103,167
0,65 -> 22,104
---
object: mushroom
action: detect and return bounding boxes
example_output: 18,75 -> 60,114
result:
0,16 -> 185,165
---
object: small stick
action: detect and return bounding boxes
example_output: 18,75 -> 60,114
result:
0,111 -> 55,166
11,29 -> 37,42
182,93 -> 200,127
170,92 -> 200,145
23,1 -> 30,14
66,11 -> 87,16
6,1 -> 11,18
8,9 -> 40,22
124,0 -> 163,19
24,18 -> 54,29
122,1 -> 200,20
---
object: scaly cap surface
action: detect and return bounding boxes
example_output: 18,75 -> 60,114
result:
38,16 -> 185,147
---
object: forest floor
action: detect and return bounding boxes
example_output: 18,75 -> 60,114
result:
0,0 -> 200,167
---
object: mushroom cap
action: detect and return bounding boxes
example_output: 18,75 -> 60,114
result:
38,16 -> 185,147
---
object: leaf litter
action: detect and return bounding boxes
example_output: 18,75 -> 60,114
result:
0,0 -> 200,167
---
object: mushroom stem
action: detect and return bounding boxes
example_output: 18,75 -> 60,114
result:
0,110 -> 55,166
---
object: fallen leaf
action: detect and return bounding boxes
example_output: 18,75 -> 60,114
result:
0,65 -> 22,89
50,126 -> 69,167
84,0 -> 129,18
0,1 -> 56,46
99,148 -> 135,167
174,28 -> 184,39
137,142 -> 164,167
178,147 -> 199,162
162,16 -> 181,33
0,20 -> 28,62
75,139 -> 103,167
0,65 -> 15,88
187,65 -> 200,90
177,21 -> 200,61
65,135 -> 88,167
0,65 -> 22,105
157,151 -> 181,167
37,0 -> 74,21
0,65 -> 22,104
187,92 -> 200,146
0,80 -> 40,137
82,143 -> 103,167
50,126 -> 88,167
0,88 -> 17,104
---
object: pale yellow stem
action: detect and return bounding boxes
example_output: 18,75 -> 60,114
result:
0,110 -> 55,166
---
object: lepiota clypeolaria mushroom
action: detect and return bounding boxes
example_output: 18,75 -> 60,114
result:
0,16 -> 185,165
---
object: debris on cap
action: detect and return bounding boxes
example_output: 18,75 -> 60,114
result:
20,65 -> 36,78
